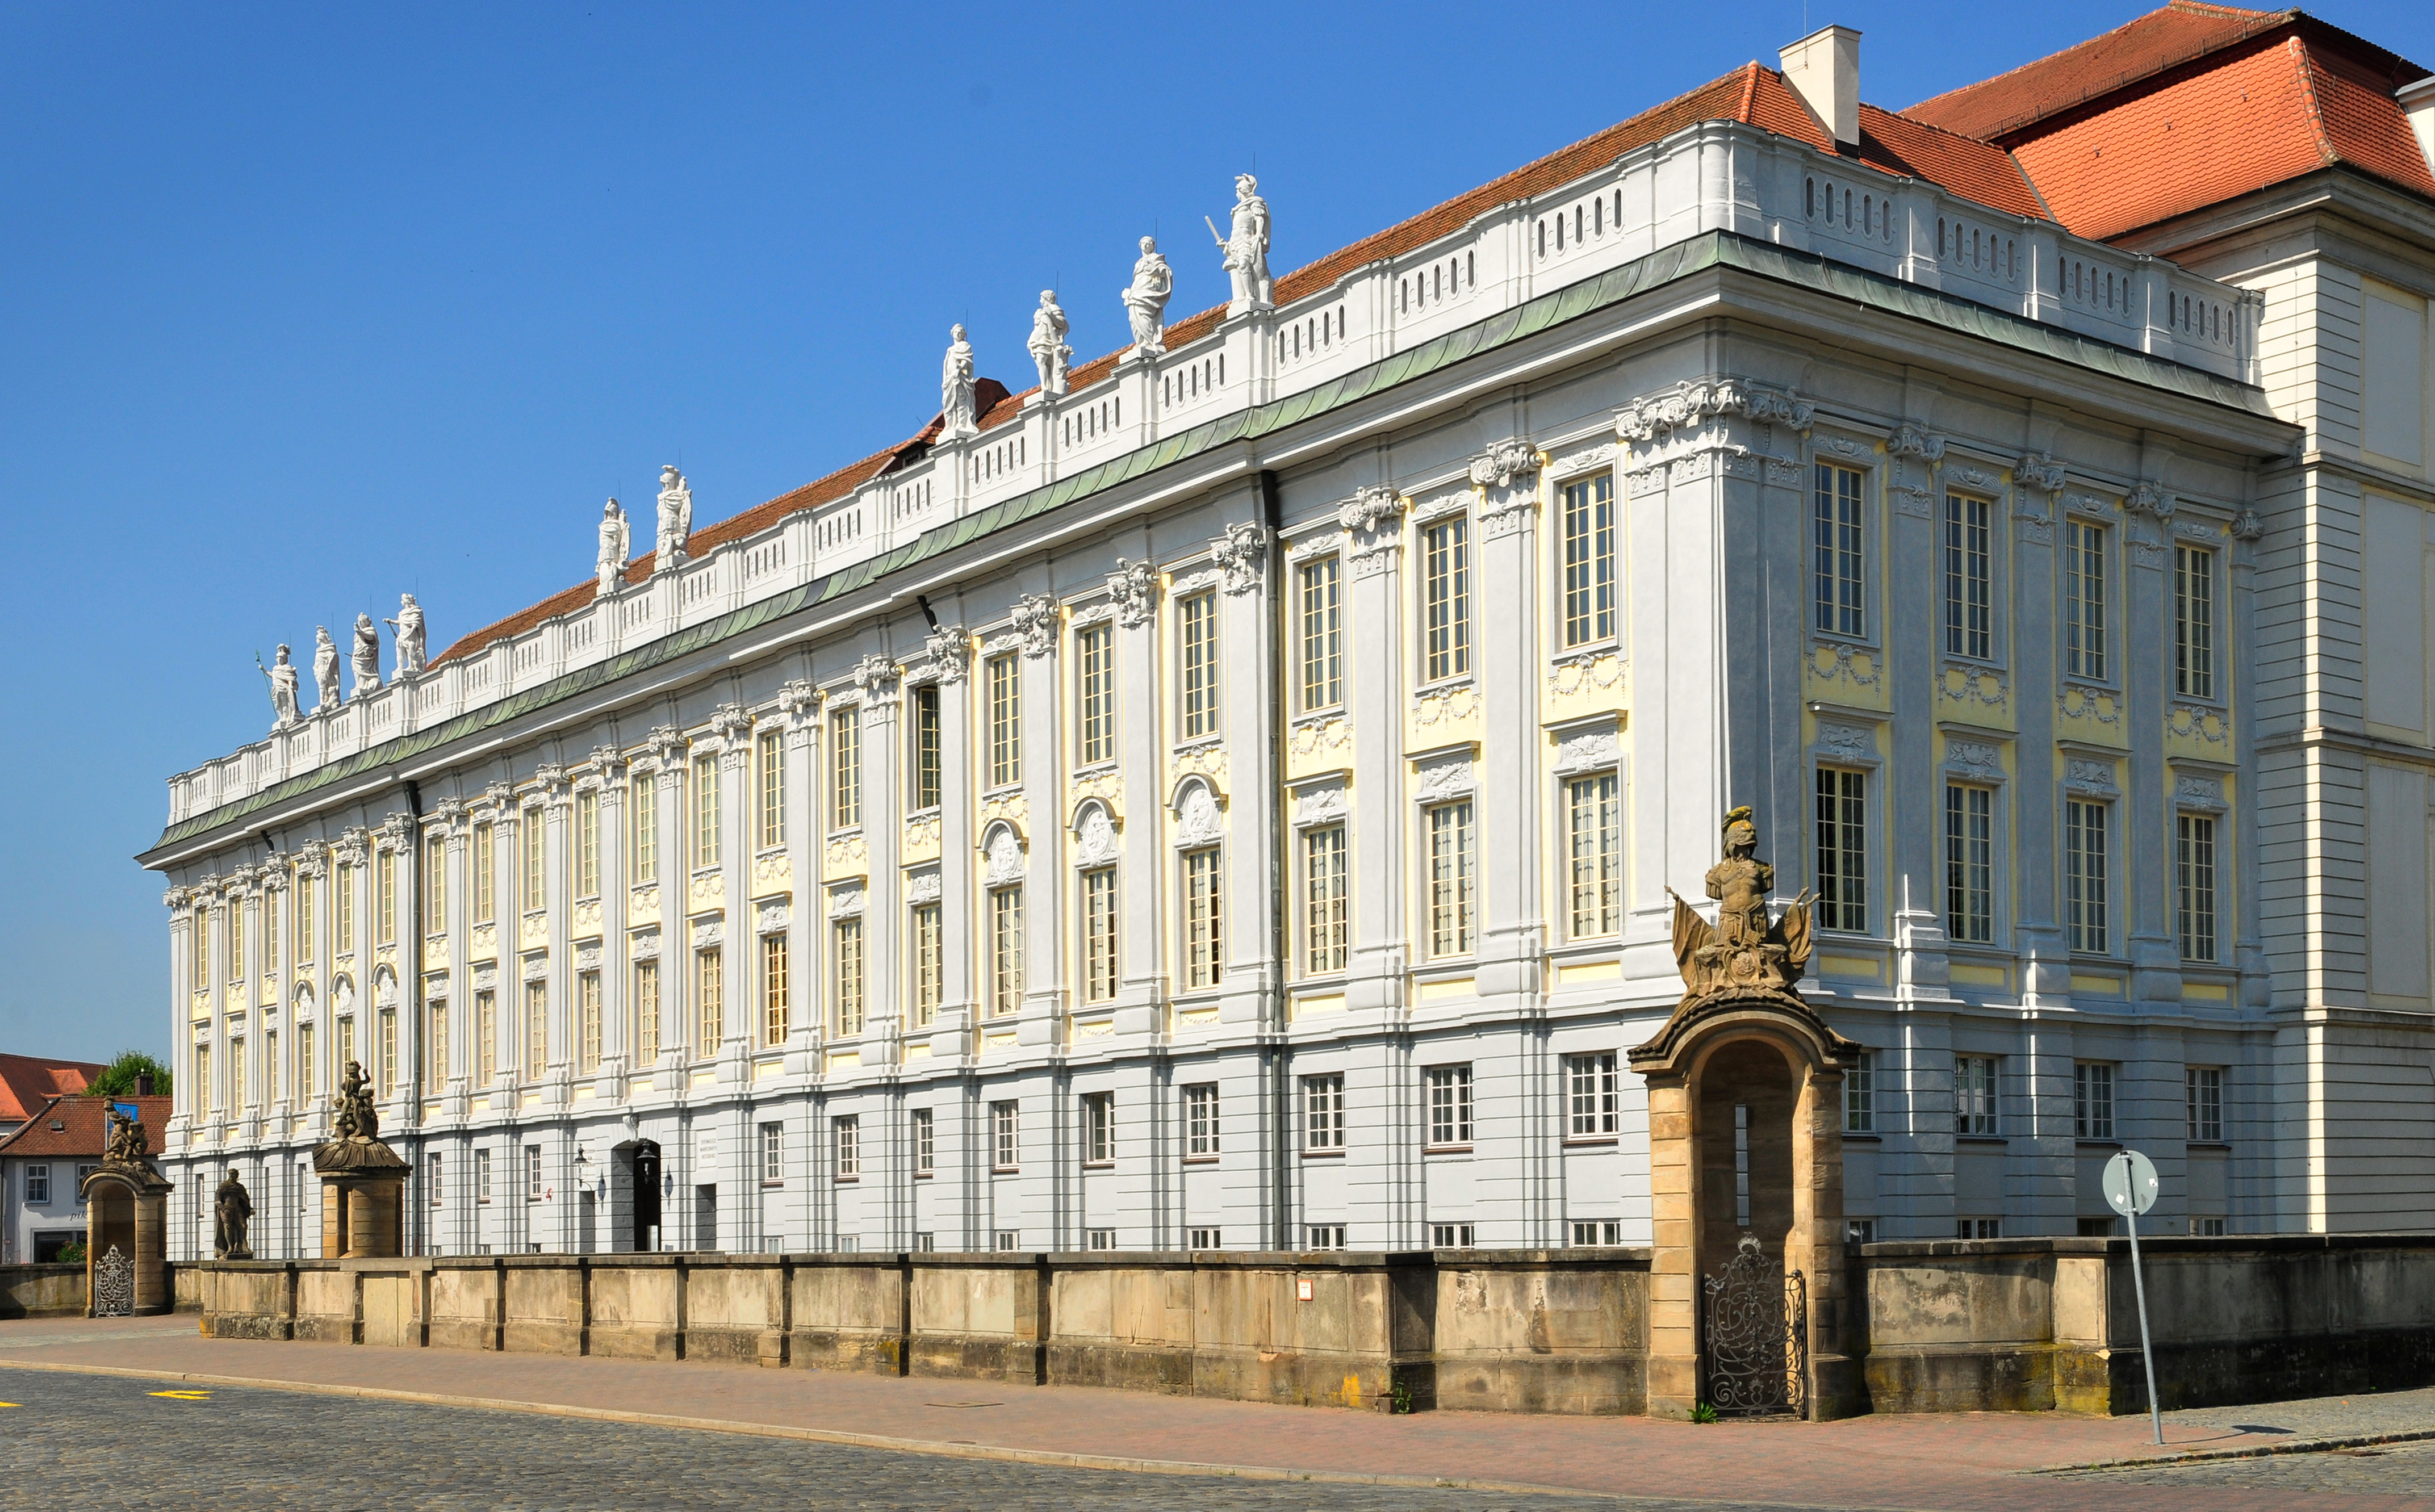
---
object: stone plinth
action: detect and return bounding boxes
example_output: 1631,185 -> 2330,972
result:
313,1136 -> 408,1259
81,1161 -> 174,1316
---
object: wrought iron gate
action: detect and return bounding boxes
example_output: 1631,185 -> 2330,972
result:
92,1244 -> 134,1317
1701,1234 -> 1808,1417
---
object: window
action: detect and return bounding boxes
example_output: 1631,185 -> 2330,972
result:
1562,474 -> 1617,647
298,1021 -> 315,1100
629,962 -> 656,1065
2074,1061 -> 2116,1140
521,810 -> 546,910
335,861 -> 355,954
526,1145 -> 543,1203
760,935 -> 788,1048
692,753 -> 721,869
1082,868 -> 1119,1002
823,708 -> 859,831
426,1002 -> 449,1086
991,1100 -> 1019,1171
575,790 -> 600,898
831,919 -> 864,1037
1297,557 -> 1342,710
1956,1056 -> 1998,1136
760,1122 -> 784,1184
1571,1220 -> 1624,1247
913,1108 -> 935,1175
1425,1065 -> 1474,1147
629,772 -> 655,886
1944,784 -> 1993,944
1083,1092 -> 1114,1164
265,1028 -> 278,1104
1426,801 -> 1475,957
523,983 -> 546,1080
195,1044 -> 211,1111
2177,813 -> 2218,963
377,1008 -> 397,1096
376,849 -> 396,946
2175,545 -> 2215,700
232,1036 -> 248,1107
2064,520 -> 2108,680
1421,516 -> 1470,681
1306,1225 -> 1346,1251
1178,591 -> 1219,739
2186,1066 -> 2224,1143
696,946 -> 723,1050
1302,1074 -> 1345,1152
911,902 -> 942,1027
1845,1049 -> 1877,1134
1086,1228 -> 1117,1251
833,1116 -> 860,1179
1431,1224 -> 1475,1250
472,823 -> 495,922
264,885 -> 283,971
1566,1053 -> 1619,1137
475,1148 -> 492,1204
1816,768 -> 1867,932
1189,1227 -> 1223,1251
230,899 -> 247,981
335,1017 -> 353,1088
985,654 -> 1021,788
740,729 -> 779,852
296,877 -> 316,963
1076,622 -> 1116,765
2077,1216 -> 2119,1237
894,683 -> 938,811
1943,494 -> 1993,660
1566,773 -> 1621,937
429,1154 -> 445,1208
2196,1217 -> 2227,1237
1183,1083 -> 1219,1157
1847,1218 -> 1877,1245
1302,825 -> 1349,974
191,910 -> 210,991
26,1165 -> 48,1205
474,991 -> 495,1083
993,1230 -> 1019,1252
1957,1218 -> 2002,1239
575,972 -> 601,1074
989,886 -> 1024,1017
1182,849 -> 1222,990
2066,799 -> 2110,953
1813,464 -> 1865,637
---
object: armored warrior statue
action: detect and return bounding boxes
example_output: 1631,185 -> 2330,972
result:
1666,806 -> 1813,999
384,593 -> 425,677
1211,173 -> 1273,313
940,324 -> 978,441
265,644 -> 300,728
1027,291 -> 1072,397
349,613 -> 382,699
597,498 -> 630,595
213,1168 -> 254,1259
312,626 -> 341,711
1120,237 -> 1174,358
655,466 -> 692,571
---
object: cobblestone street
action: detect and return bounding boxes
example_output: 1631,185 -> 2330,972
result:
2053,1438 -> 2435,1496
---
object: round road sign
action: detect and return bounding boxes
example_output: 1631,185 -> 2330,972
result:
2102,1148 -> 2159,1218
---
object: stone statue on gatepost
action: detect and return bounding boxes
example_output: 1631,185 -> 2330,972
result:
597,499 -> 630,596
83,1106 -> 173,1316
213,1168 -> 254,1260
313,626 -> 342,712
384,594 -> 425,677
313,1058 -> 408,1258
655,466 -> 692,571
1028,291 -> 1071,397
1211,173 -> 1273,314
1121,237 -> 1173,359
350,613 -> 382,698
940,324 -> 979,441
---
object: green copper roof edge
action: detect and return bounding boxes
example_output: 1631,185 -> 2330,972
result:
150,231 -> 2262,857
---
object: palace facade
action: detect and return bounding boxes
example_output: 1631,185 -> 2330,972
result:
143,5 -> 2435,1261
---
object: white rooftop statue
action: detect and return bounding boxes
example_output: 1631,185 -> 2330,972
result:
940,324 -> 978,441
384,593 -> 425,677
655,467 -> 692,572
1121,237 -> 1174,360
311,626 -> 340,712
264,644 -> 299,730
597,498 -> 630,596
1216,173 -> 1272,314
1027,292 -> 1072,398
349,613 -> 380,700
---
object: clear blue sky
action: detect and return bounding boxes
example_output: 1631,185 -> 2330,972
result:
3,1 -> 2429,1065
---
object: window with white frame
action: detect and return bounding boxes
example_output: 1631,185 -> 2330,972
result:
1425,1064 -> 1474,1147
1816,768 -> 1867,932
626,773 -> 654,887
1306,1224 -> 1346,1250
1845,1049 -> 1877,1133
1813,463 -> 1865,637
2074,1061 -> 2116,1140
1426,800 -> 1475,956
1081,867 -> 1119,1002
1183,1083 -> 1219,1158
1086,1228 -> 1116,1251
1188,1227 -> 1222,1250
1076,621 -> 1116,765
913,1108 -> 935,1175
760,1122 -> 783,1184
994,1229 -> 1020,1252
832,1116 -> 859,1180
694,947 -> 722,1050
2175,545 -> 2215,700
525,1145 -> 543,1202
988,885 -> 1023,1017
1847,1218 -> 1877,1245
991,1100 -> 1019,1171
910,684 -> 942,811
1302,824 -> 1348,973
2066,798 -> 2110,953
1943,493 -> 1993,660
1957,1218 -> 2002,1239
1083,1091 -> 1114,1165
760,935 -> 788,1048
578,972 -> 602,1072
575,790 -> 600,898
2177,812 -> 2218,963
2186,1067 -> 2224,1142
985,653 -> 1021,788
1566,772 -> 1621,937
26,1165 -> 48,1205
831,919 -> 864,1037
758,728 -> 787,847
627,964 -> 654,1066
691,755 -> 721,869
1566,1052 -> 1618,1137
1431,1223 -> 1475,1249
1570,1220 -> 1624,1247
1178,590 -> 1219,740
422,835 -> 446,934
911,902 -> 943,1026
475,1147 -> 491,1204
1944,784 -> 1993,944
830,707 -> 861,830
1955,1056 -> 1998,1136
1562,474 -> 1616,647
1182,848 -> 1221,990
375,849 -> 396,946
1421,516 -> 1470,681
1297,557 -> 1341,710
1302,1074 -> 1344,1151
2064,519 -> 2108,680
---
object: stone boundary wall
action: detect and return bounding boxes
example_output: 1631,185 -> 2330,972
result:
1,1263 -> 90,1318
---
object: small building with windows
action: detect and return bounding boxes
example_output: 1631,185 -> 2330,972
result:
0,1096 -> 173,1264
141,5 -> 2435,1260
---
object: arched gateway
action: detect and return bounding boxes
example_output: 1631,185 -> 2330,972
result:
1630,807 -> 1863,1420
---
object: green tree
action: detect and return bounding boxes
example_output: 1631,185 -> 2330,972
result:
87,1050 -> 173,1099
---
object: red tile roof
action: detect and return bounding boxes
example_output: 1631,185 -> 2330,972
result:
0,1054 -> 107,1128
0,1095 -> 173,1160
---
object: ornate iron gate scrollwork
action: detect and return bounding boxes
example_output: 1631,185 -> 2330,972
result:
93,1244 -> 134,1317
1701,1233 -> 1808,1417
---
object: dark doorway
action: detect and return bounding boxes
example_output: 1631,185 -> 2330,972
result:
624,1141 -> 662,1253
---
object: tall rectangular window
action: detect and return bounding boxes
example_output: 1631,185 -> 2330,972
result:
526,1146 -> 543,1202
578,972 -> 602,1073
1944,784 -> 1993,944
1943,493 -> 1992,660
832,1116 -> 860,1179
575,789 -> 600,898
2074,1061 -> 2115,1140
831,919 -> 864,1036
521,810 -> 545,910
265,890 -> 282,971
230,901 -> 246,981
426,1000 -> 448,1086
2177,813 -> 2218,963
911,685 -> 942,810
1178,591 -> 1219,739
474,990 -> 495,1084
335,861 -> 355,954
1845,1049 -> 1876,1133
989,886 -> 1024,1017
1956,1055 -> 1998,1135
1082,867 -> 1119,1002
1302,825 -> 1349,974
296,876 -> 316,964
692,753 -> 721,869
523,983 -> 546,1080
191,912 -> 210,991
195,1044 -> 211,1112
1183,1083 -> 1219,1157
991,1100 -> 1019,1170
1302,1074 -> 1345,1151
2175,545 -> 2215,700
1562,474 -> 1617,647
1083,1092 -> 1114,1164
1076,622 -> 1116,765
2064,520 -> 2108,680
376,849 -> 396,945
1427,801 -> 1475,957
910,902 -> 942,1027
758,728 -> 786,848
761,1122 -> 785,1184
1183,848 -> 1222,990
695,946 -> 723,1051
378,1006 -> 398,1095
1816,768 -> 1867,932
429,1153 -> 443,1209
913,1108 -> 935,1174
760,935 -> 788,1048
475,1147 -> 491,1203
472,823 -> 494,923
1813,464 -> 1865,637
630,962 -> 656,1065
1425,1064 -> 1474,1146
1298,557 -> 1342,710
830,707 -> 860,830
1421,517 -> 1470,681
264,1028 -> 278,1104
986,654 -> 1021,788
2067,799 -> 2110,953
629,773 -> 656,886
298,1021 -> 315,1100
1566,773 -> 1621,937
232,1036 -> 248,1107
1566,1052 -> 1619,1137
336,1017 -> 354,1091
2186,1066 -> 2224,1142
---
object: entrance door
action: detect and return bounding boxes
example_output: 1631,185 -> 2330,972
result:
1694,1040 -> 1804,1416
627,1141 -> 662,1252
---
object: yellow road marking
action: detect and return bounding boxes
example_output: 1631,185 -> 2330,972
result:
148,1389 -> 211,1400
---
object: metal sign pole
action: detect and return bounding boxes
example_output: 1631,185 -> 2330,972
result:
2125,1192 -> 2162,1446
2105,1148 -> 2165,1447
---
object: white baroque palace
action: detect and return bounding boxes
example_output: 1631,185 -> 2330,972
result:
145,11 -> 2435,1259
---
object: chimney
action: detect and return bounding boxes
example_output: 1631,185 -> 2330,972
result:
135,1074 -> 154,1096
1781,24 -> 1862,153
2401,75 -> 2435,182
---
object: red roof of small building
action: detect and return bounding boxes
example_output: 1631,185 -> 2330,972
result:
0,1095 -> 173,1161
0,1054 -> 107,1128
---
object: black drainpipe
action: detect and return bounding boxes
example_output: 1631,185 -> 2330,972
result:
402,777 -> 424,1257
1258,471 -> 1290,1250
